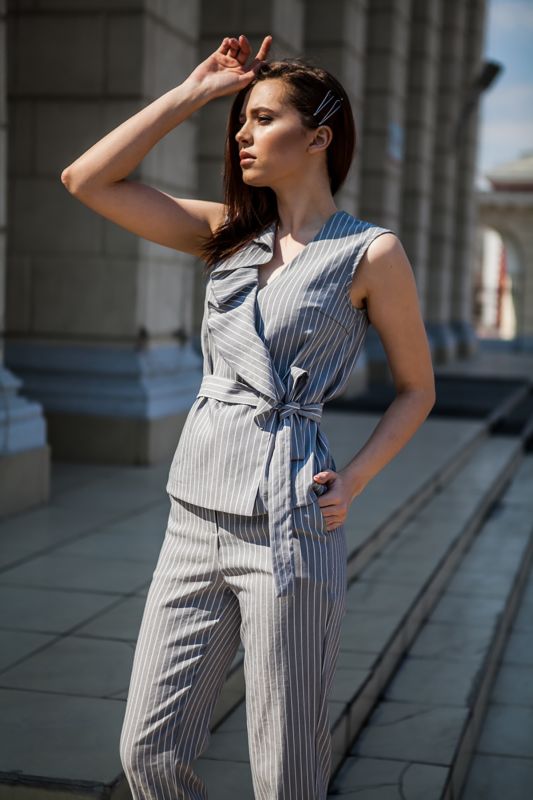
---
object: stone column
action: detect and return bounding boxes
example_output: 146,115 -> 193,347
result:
303,0 -> 368,213
450,0 -> 487,356
304,0 -> 370,395
5,1 -> 202,466
424,0 -> 468,362
357,0 -> 413,383
0,0 -> 49,518
400,0 -> 443,319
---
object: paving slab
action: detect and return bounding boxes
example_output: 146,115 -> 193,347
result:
445,562 -> 525,599
460,753 -> 533,800
475,704 -> 533,759
428,590 -> 508,627
408,620 -> 495,661
489,663 -> 533,705
384,655 -> 486,706
0,635 -> 135,697
72,595 -> 147,641
193,757 -> 255,799
0,584 -> 121,633
0,688 -> 125,783
0,629 -> 56,672
340,610 -> 405,654
501,628 -> 533,666
54,505 -> 169,563
200,702 -> 250,762
328,756 -> 449,799
351,701 -> 469,764
345,578 -> 421,615
0,552 -> 152,594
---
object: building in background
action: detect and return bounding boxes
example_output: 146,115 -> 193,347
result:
477,151 -> 533,348
1,0 -> 489,517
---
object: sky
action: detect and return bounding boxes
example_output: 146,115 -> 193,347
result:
476,0 -> 533,188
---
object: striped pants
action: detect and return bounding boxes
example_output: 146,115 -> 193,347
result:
119,492 -> 347,799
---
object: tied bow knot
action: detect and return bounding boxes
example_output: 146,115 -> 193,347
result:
196,374 -> 327,597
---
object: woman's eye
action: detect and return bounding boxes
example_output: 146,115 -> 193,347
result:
258,116 -> 271,123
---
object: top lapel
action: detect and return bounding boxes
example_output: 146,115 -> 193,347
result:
206,222 -> 284,404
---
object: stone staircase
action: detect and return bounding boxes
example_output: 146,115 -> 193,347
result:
1,376 -> 532,799
327,451 -> 533,799
183,433 -> 533,800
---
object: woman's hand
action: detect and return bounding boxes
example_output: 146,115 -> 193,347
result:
186,34 -> 273,100
313,469 -> 364,531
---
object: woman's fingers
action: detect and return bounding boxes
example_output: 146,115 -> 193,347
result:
255,34 -> 273,62
218,36 -> 230,55
218,33 -> 271,67
230,35 -> 250,66
237,34 -> 251,63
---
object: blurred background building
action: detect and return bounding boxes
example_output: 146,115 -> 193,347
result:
1,0 -> 531,519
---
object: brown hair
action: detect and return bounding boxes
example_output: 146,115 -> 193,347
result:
199,57 -> 356,273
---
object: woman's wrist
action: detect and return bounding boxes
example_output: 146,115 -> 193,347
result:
340,462 -> 372,500
177,76 -> 217,111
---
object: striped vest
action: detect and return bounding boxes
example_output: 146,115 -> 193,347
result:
165,210 -> 394,596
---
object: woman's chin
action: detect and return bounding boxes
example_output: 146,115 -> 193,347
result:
241,174 -> 268,188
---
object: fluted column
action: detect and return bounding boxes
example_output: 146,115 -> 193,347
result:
357,0 -> 413,382
424,0 -> 468,362
400,0 -> 443,319
450,0 -> 487,356
303,0 -> 368,214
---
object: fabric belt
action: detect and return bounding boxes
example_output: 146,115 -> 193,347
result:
196,374 -> 324,598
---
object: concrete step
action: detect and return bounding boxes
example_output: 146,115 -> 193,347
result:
328,454 -> 533,799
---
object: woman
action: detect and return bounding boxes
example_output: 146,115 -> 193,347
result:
62,33 -> 435,800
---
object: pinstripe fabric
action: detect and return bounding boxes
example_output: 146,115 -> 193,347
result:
120,491 -> 347,799
165,210 -> 394,597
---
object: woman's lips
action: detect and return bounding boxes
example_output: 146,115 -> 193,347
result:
240,157 -> 255,166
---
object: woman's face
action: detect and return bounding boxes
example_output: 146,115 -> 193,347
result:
235,79 -> 320,189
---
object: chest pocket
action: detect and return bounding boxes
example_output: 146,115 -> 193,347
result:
268,281 -> 351,343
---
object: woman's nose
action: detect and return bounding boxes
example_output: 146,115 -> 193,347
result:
236,126 -> 250,144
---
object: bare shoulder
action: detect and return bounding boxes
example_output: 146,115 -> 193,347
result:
352,230 -> 434,397
349,232 -> 409,308
363,232 -> 409,279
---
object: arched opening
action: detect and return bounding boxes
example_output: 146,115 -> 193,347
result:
474,225 -> 524,345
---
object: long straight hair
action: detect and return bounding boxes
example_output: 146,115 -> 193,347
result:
199,57 -> 356,273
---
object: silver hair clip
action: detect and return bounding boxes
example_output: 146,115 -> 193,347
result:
313,88 -> 343,125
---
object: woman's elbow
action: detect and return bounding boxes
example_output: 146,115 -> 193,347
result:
60,168 -> 76,193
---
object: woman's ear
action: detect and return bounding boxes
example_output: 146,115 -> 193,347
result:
308,125 -> 333,154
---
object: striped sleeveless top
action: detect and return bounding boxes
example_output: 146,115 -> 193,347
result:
166,209 -> 395,596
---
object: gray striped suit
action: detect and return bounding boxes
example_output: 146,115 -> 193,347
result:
120,210 -> 395,798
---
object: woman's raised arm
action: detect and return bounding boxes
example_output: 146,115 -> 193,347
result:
60,34 -> 272,257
